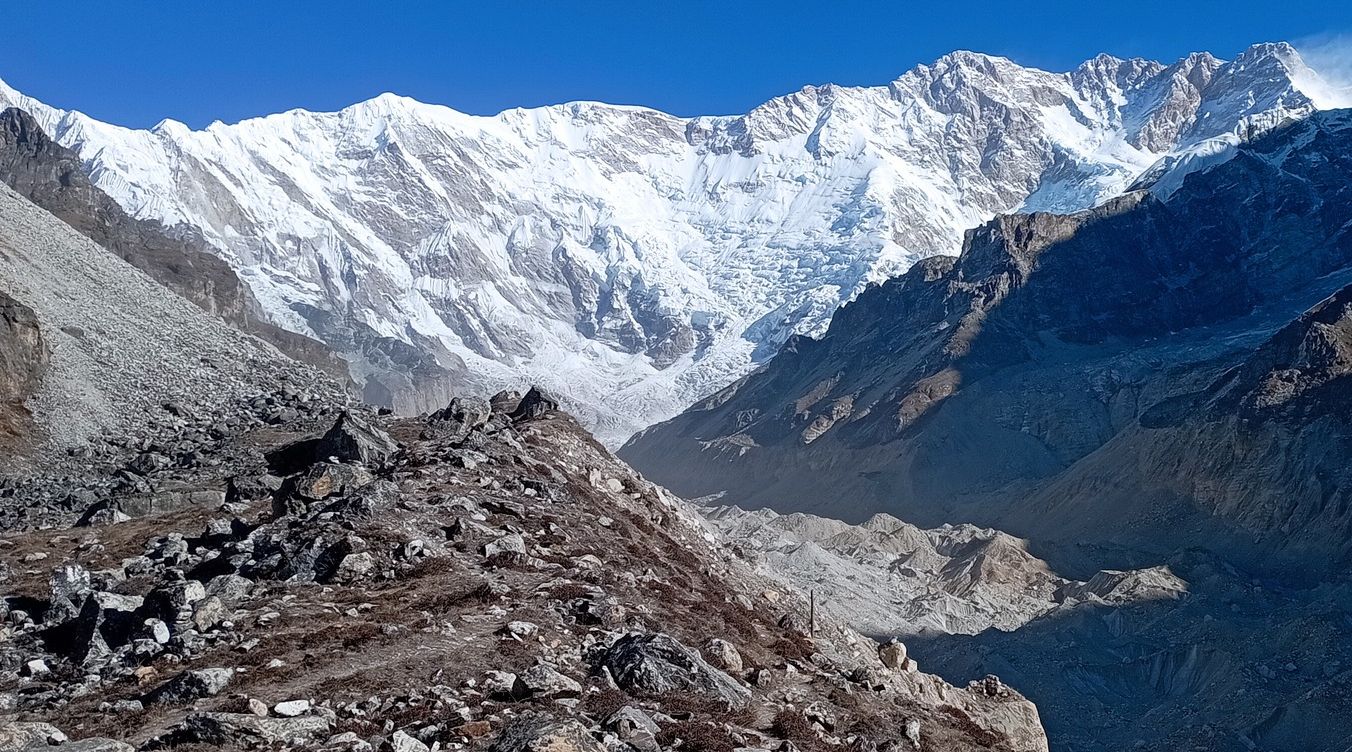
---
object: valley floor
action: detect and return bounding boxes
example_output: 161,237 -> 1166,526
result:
703,504 -> 1352,752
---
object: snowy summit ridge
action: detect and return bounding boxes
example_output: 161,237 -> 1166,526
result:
0,42 -> 1336,443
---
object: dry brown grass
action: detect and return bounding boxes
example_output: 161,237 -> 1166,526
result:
579,686 -> 630,720
771,708 -> 828,751
494,636 -> 536,667
413,580 -> 497,613
549,582 -> 593,601
70,703 -> 153,739
657,720 -> 738,752
938,705 -> 1000,748
337,621 -> 382,649
769,632 -> 816,663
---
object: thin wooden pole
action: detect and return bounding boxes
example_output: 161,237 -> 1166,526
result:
810,589 -> 816,637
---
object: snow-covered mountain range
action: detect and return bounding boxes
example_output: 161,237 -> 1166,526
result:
0,41 -> 1341,443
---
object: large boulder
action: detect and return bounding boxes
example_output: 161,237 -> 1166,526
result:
519,663 -> 583,697
509,386 -> 559,422
315,411 -> 399,466
428,396 -> 492,442
489,390 -> 523,415
162,711 -> 335,748
0,291 -> 46,420
143,667 -> 234,704
700,637 -> 744,674
490,715 -> 606,752
277,463 -> 375,507
44,589 -> 143,666
46,563 -> 93,624
878,638 -> 908,670
0,722 -> 66,748
600,632 -> 750,707
143,580 -> 206,623
386,730 -> 431,752
225,474 -> 282,505
604,707 -> 660,752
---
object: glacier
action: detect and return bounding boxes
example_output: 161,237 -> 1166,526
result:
0,41 -> 1337,445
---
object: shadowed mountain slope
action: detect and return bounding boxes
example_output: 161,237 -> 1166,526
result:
622,110 -> 1352,576
0,107 -> 347,382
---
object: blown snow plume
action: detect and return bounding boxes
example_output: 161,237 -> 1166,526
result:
1293,34 -> 1352,108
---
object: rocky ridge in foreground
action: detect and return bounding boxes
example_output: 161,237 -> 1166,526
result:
0,390 -> 1048,751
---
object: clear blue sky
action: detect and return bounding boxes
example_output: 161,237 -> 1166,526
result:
6,1 -> 1352,129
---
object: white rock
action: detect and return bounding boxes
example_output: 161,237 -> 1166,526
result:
484,534 -> 527,558
387,730 -> 430,752
904,718 -> 921,748
504,621 -> 539,639
273,699 -> 311,717
879,639 -> 908,670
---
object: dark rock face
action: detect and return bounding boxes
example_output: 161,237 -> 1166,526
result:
509,387 -> 560,422
600,632 -> 751,707
143,668 -> 234,704
315,411 -> 400,467
0,290 -> 45,405
427,396 -> 492,442
489,715 -> 607,752
0,107 -> 248,324
622,110 -> 1352,574
0,290 -> 45,437
0,107 -> 347,382
159,711 -> 334,747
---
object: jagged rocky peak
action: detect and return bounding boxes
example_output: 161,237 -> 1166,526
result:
0,107 -> 104,226
1070,52 -> 1164,90
0,42 -> 1339,444
1,105 -> 62,159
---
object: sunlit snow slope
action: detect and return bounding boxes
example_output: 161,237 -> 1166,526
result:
0,42 -> 1336,444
